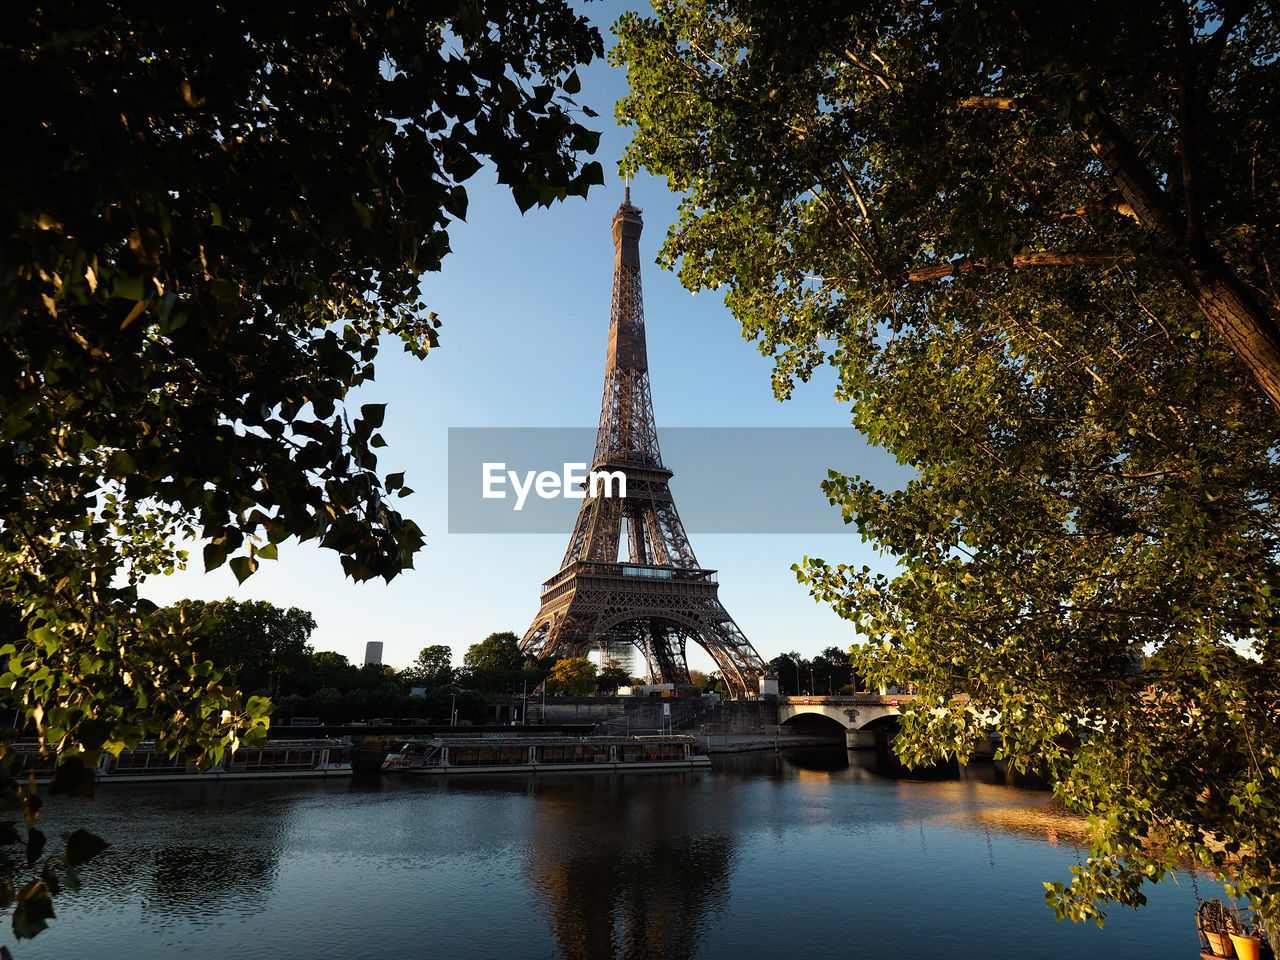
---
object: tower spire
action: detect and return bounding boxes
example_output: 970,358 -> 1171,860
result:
519,195 -> 767,698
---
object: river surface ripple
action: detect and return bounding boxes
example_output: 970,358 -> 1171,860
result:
14,747 -> 1200,959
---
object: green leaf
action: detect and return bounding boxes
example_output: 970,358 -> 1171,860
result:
203,541 -> 229,572
21,795 -> 41,829
62,829 -> 109,868
25,828 -> 44,866
12,881 -> 54,939
351,196 -> 373,230
108,274 -> 145,300
76,718 -> 112,751
209,278 -> 239,301
50,756 -> 97,799
229,555 -> 258,584
105,451 -> 135,477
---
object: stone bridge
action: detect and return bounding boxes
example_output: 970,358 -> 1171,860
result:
777,695 -> 911,748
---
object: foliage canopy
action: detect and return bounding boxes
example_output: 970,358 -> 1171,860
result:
0,1 -> 602,778
617,0 -> 1280,932
408,645 -> 456,689
463,631 -> 525,676
547,657 -> 598,697
173,599 -> 316,697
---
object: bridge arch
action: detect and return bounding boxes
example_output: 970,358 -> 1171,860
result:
775,696 -> 908,747
779,711 -> 847,737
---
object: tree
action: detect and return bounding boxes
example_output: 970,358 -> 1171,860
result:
174,599 -> 316,696
463,632 -> 525,676
547,657 -> 597,696
0,1 -> 603,781
407,645 -> 455,689
308,651 -> 355,685
617,0 -> 1278,407
813,646 -> 856,694
617,0 -> 1280,937
689,669 -> 728,696
599,658 -> 635,694
768,652 -> 806,696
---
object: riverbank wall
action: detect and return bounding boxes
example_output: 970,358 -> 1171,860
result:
701,733 -> 843,754
504,695 -> 783,736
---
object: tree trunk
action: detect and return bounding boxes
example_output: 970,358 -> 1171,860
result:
1083,112 -> 1280,412
1175,249 -> 1280,408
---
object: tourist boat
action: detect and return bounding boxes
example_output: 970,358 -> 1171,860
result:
10,738 -> 354,783
382,734 -> 710,775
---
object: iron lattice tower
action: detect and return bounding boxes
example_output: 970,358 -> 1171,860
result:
521,192 -> 767,698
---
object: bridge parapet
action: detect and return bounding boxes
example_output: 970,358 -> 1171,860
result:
779,695 -> 913,708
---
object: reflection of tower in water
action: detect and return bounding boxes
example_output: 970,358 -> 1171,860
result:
525,777 -> 734,960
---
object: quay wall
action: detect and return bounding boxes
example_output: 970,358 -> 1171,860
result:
500,696 -> 781,734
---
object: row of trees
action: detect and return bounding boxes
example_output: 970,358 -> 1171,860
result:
768,649 -> 861,696
166,614 -> 666,722
10,594 -> 863,718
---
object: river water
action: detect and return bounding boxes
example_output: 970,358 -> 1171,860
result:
14,748 -> 1200,959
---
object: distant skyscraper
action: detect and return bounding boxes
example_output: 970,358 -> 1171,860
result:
364,641 -> 384,667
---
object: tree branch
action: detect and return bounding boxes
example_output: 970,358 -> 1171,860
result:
1174,7 -> 1204,246
843,49 -> 894,90
905,251 -> 1133,282
954,96 -> 1019,110
1042,195 -> 1139,225
1083,109 -> 1280,412
1196,0 -> 1252,91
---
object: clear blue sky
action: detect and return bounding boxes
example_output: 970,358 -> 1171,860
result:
140,1 -> 904,673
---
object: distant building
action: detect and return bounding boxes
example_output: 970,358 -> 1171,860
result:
363,641 -> 384,667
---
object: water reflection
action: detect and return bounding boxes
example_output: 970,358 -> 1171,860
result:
41,782 -> 301,924
713,746 -> 1074,848
18,753 -> 1199,960
525,775 -> 733,959
717,744 -> 1052,790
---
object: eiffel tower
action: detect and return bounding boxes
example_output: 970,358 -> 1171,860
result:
521,190 -> 767,699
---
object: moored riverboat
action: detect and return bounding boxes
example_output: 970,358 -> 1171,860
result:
9,738 -> 354,783
382,734 -> 710,775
